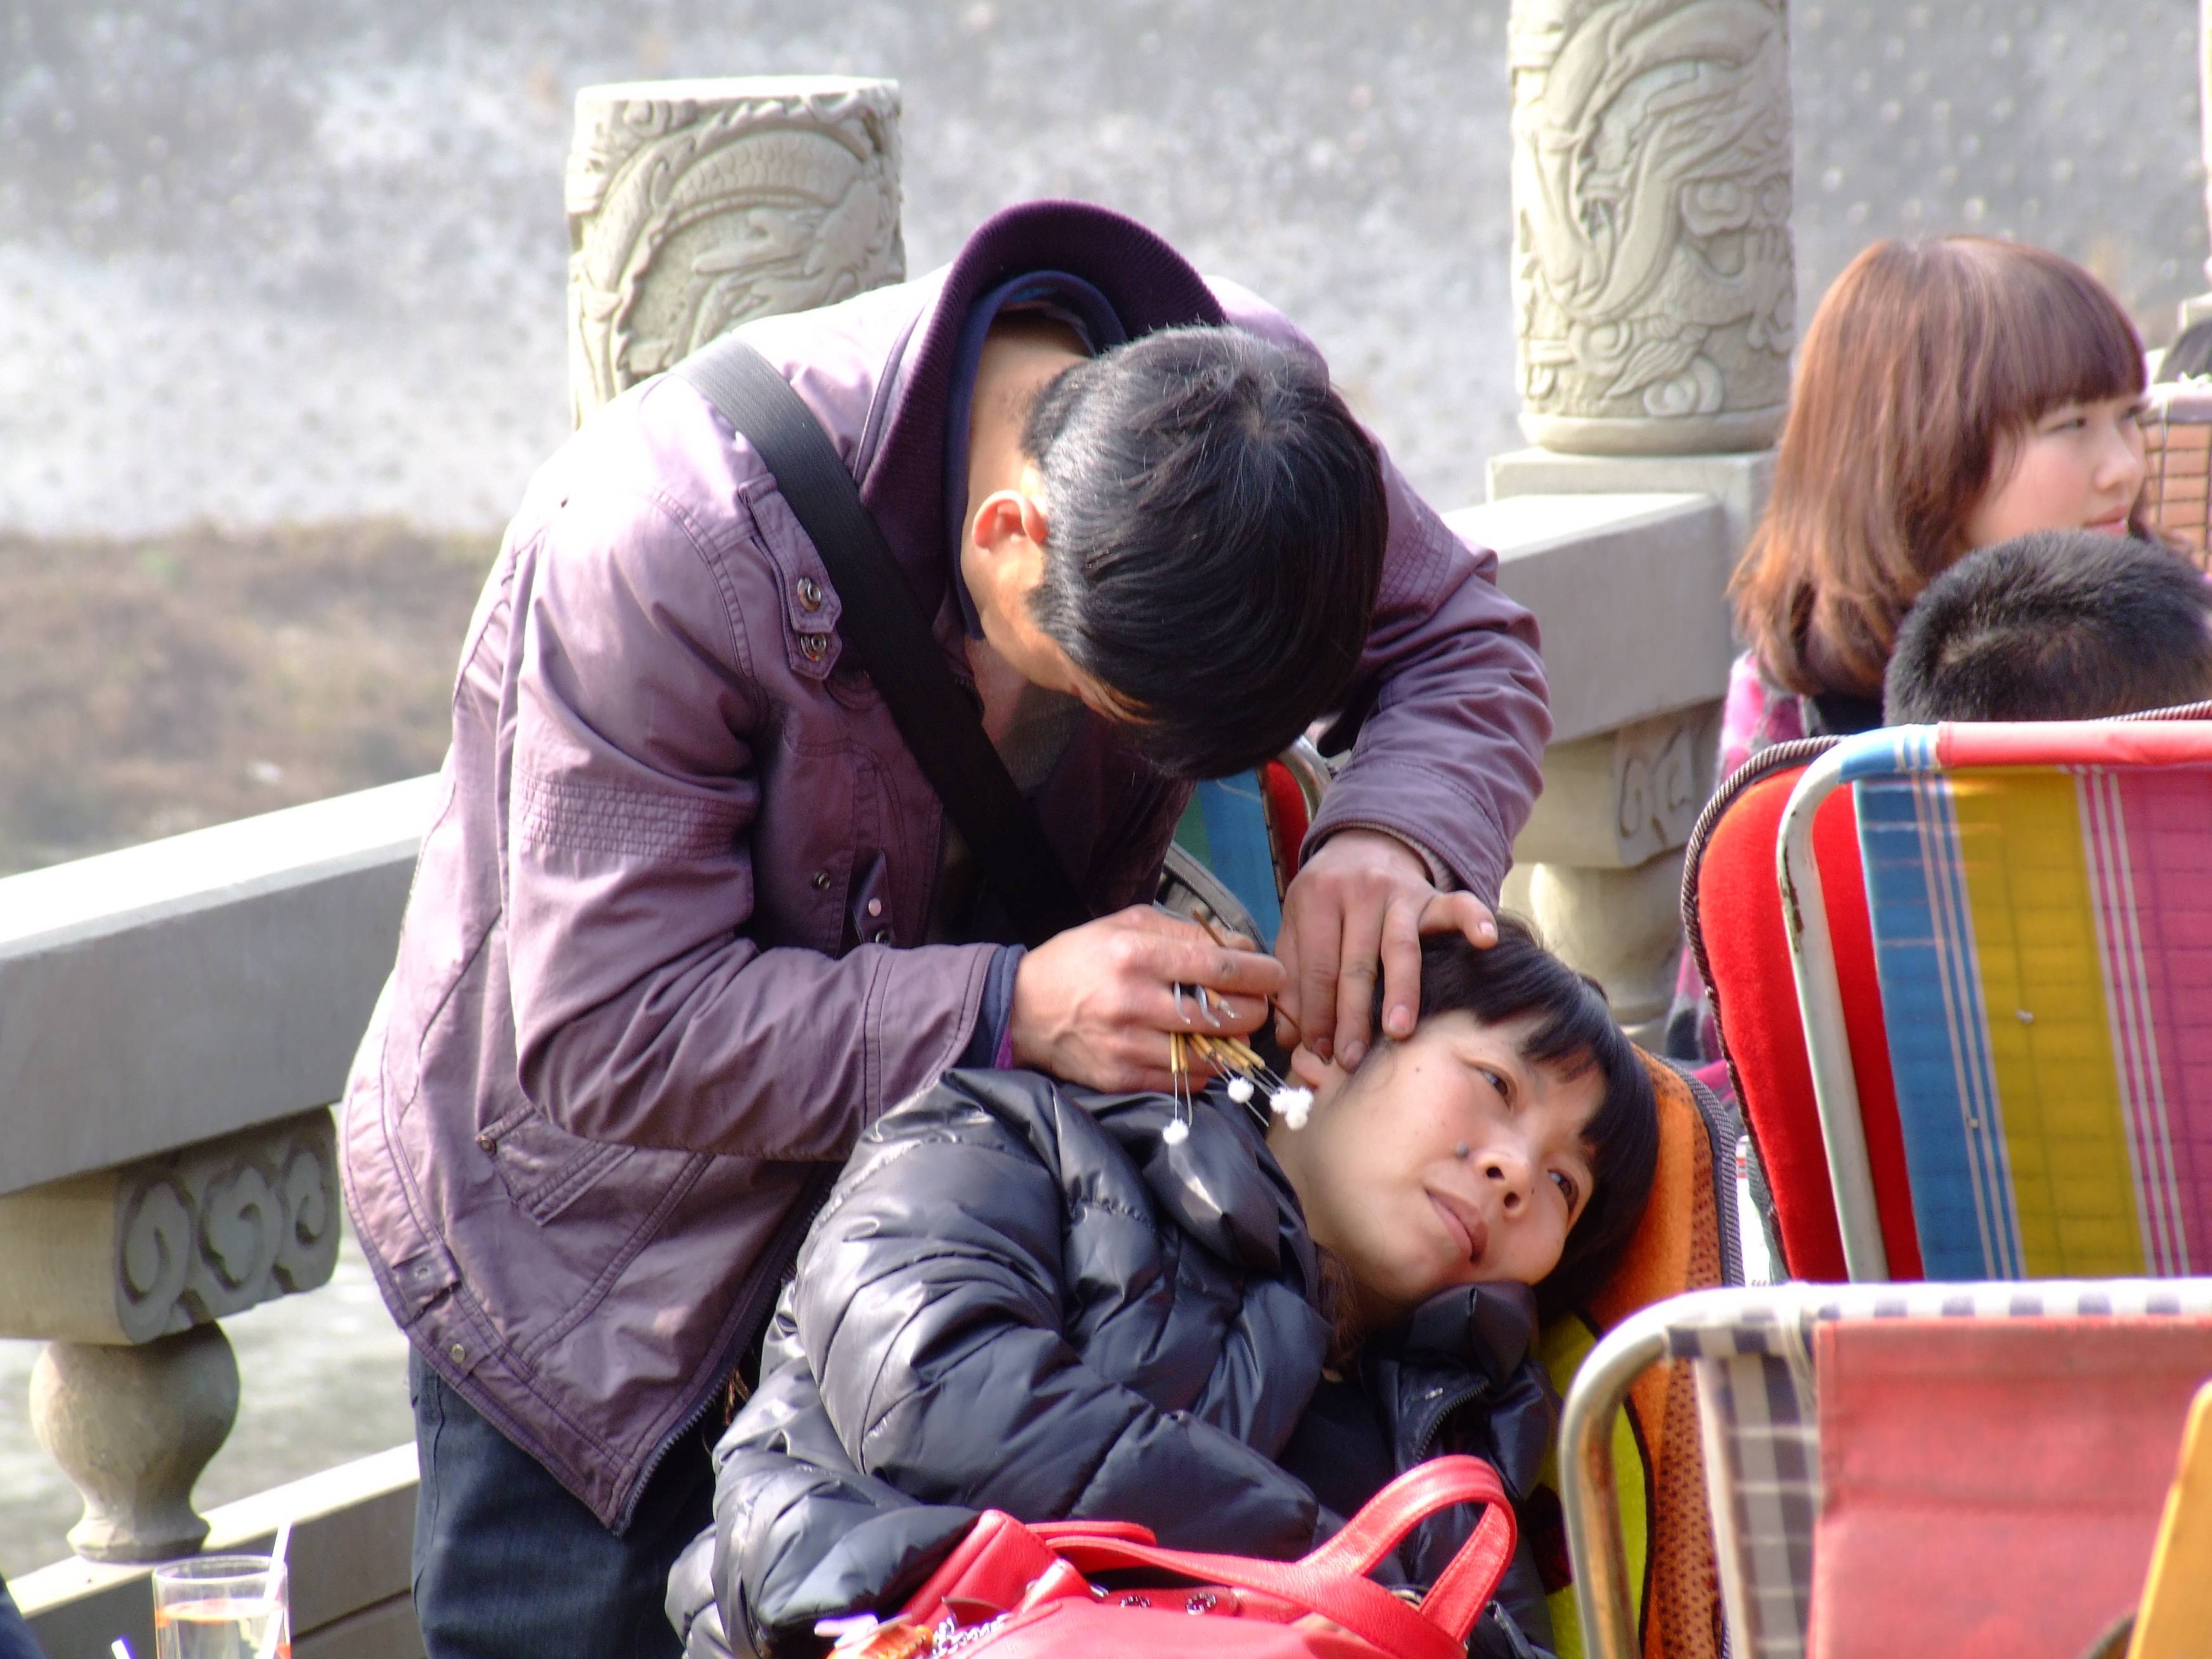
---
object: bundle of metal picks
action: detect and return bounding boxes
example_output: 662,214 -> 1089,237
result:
1163,982 -> 1313,1145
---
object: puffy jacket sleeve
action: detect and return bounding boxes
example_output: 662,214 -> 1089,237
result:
791,1091 -> 1324,1557
1211,278 -> 1550,902
504,478 -> 997,1158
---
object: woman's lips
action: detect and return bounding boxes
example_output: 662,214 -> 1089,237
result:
2086,514 -> 2131,535
1428,1190 -> 1490,1267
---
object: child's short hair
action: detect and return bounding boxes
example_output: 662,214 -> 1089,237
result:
1882,532 -> 2212,724
1376,918 -> 1658,1318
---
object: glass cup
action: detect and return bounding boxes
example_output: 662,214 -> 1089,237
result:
150,1554 -> 290,1659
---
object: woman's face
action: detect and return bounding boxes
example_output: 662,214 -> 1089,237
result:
1963,393 -> 2148,550
1271,1011 -> 1603,1327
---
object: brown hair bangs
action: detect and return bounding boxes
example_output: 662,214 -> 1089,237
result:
1731,237 -> 2144,698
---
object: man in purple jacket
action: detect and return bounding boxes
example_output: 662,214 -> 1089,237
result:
341,200 -> 1549,1656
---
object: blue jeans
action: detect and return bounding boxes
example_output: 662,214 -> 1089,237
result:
410,1350 -> 714,1659
0,1577 -> 44,1659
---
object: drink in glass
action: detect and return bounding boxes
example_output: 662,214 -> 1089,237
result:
151,1554 -> 290,1659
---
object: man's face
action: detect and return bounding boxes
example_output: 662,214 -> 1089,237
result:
963,471 -> 1135,721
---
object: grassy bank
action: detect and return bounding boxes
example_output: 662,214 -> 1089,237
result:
0,521 -> 498,875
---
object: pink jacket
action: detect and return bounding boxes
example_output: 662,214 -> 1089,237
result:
339,202 -> 1551,1529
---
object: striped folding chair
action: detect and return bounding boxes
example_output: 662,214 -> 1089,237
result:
1559,1280 -> 2212,1659
1778,717 -> 2212,1281
2138,378 -> 2212,568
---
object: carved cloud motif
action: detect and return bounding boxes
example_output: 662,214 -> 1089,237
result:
1509,0 -> 1794,450
111,1109 -> 341,1344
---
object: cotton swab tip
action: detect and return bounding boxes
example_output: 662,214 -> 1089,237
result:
1270,1086 -> 1313,1131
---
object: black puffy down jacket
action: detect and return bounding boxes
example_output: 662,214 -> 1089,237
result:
666,1069 -> 1559,1658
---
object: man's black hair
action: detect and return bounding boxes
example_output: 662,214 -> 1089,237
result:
1376,918 -> 1660,1321
1883,531 -> 2212,724
1023,325 -> 1388,779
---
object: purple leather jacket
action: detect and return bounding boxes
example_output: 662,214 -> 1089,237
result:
339,202 -> 1550,1531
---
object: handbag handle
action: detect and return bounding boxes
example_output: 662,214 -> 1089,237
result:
1049,1456 -> 1516,1655
1300,1457 -> 1517,1638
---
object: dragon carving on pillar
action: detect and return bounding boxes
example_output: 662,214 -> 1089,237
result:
1510,0 -> 1795,454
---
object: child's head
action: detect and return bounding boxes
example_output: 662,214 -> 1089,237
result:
1732,236 -> 2146,700
1268,918 -> 1657,1329
1883,531 -> 2212,723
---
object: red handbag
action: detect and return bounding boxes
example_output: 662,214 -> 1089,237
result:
822,1456 -> 1517,1658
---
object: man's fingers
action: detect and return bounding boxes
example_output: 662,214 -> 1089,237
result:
1330,897 -> 1389,1069
1126,934 -> 1287,999
1272,913 -> 1307,1049
1133,982 -> 1271,1036
1377,897 -> 1425,1043
1294,901 -> 1344,1065
1417,889 -> 1499,946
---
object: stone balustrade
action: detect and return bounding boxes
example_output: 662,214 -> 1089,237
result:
0,777 -> 433,1579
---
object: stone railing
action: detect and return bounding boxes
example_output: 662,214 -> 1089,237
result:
6,17 -> 1788,1644
1,779 -> 433,1655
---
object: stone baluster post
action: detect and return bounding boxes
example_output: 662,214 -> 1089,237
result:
566,75 -> 906,426
1491,0 -> 1796,1045
0,1111 -> 341,1561
2187,0 -> 2212,330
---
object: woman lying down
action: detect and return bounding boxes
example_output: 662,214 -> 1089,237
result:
668,920 -> 1658,1659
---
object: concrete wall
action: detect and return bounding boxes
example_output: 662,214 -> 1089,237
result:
1,0 -> 2204,538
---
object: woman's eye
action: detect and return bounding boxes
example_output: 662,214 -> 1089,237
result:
1477,1066 -> 1507,1099
1550,1169 -> 1578,1208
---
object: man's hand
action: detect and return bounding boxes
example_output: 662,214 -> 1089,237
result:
1010,906 -> 1286,1092
1274,828 -> 1497,1069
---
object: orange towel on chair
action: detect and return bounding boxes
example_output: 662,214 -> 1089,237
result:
1809,1317 -> 2212,1659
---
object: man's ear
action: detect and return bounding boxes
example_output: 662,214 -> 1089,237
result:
971,487 -> 1051,563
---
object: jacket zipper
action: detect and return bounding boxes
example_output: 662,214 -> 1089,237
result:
616,1162 -> 840,1533
1412,1379 -> 1493,1464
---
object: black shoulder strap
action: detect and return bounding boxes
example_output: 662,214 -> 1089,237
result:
675,334 -> 1091,947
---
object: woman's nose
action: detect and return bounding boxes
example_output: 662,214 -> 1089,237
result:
2102,419 -> 2148,497
1483,1149 -> 1534,1212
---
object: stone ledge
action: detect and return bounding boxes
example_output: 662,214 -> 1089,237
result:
1,776 -> 439,1197
17,1443 -> 419,1658
1449,493 -> 1733,745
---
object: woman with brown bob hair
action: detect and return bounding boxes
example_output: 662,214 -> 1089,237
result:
1667,235 -> 2149,1065
1726,235 -> 2149,746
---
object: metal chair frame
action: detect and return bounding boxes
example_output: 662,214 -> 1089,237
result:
1561,1280 -> 2212,1659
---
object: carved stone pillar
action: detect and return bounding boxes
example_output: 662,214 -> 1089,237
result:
2188,0 -> 2212,330
1508,0 -> 1795,455
567,75 -> 906,426
0,1109 -> 341,1561
1503,705 -> 1722,1048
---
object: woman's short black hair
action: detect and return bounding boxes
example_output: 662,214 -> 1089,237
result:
1374,916 -> 1660,1320
1022,325 -> 1389,780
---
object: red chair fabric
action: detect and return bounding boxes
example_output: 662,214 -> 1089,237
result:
1809,1316 -> 2212,1658
1682,750 -> 1922,1279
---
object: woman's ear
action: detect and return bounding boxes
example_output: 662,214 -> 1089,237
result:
1289,1043 -> 1348,1091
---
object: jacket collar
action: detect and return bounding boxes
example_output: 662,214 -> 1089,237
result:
857,200 -> 1226,625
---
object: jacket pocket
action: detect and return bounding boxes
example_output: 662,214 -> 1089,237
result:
485,1107 -> 635,1226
